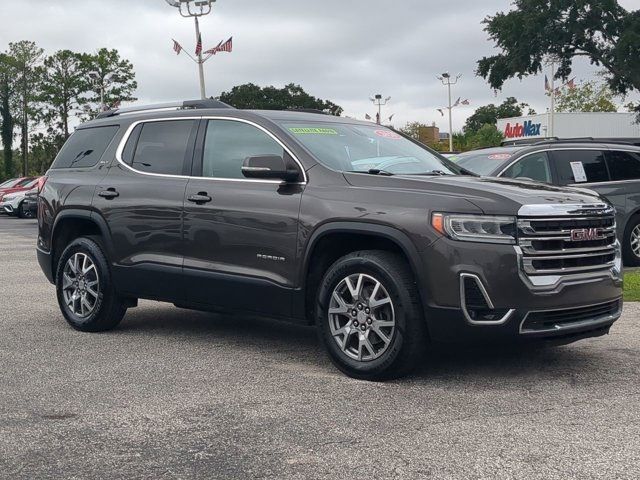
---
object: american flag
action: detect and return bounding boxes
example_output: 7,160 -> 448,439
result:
172,39 -> 183,55
461,99 -> 470,105
204,37 -> 233,55
195,33 -> 203,56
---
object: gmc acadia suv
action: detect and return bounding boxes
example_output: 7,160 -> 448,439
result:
37,100 -> 624,380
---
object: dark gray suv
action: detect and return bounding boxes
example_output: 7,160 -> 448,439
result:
37,101 -> 623,380
453,142 -> 640,266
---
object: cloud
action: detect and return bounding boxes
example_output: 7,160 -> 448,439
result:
1,0 -> 637,132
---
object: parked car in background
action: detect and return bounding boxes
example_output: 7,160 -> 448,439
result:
0,177 -> 41,216
1,187 -> 38,218
0,177 -> 34,196
451,141 -> 640,266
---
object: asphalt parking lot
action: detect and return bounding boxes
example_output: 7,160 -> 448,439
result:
0,215 -> 639,479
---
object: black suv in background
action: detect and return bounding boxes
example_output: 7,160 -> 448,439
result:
37,100 -> 623,380
452,142 -> 640,266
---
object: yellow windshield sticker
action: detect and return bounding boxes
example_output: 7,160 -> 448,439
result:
289,127 -> 338,135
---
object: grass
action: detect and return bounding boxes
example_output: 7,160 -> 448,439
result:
624,270 -> 640,302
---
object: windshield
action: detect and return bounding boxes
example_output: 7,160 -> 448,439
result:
453,151 -> 517,176
0,178 -> 17,189
282,123 -> 463,175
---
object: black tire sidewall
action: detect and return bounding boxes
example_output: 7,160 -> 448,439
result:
316,253 -> 419,379
55,238 -> 113,330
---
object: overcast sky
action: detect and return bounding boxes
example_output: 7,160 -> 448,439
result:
1,0 -> 638,132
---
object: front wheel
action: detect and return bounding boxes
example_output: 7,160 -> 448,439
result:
623,216 -> 640,267
56,237 -> 127,332
316,250 -> 427,381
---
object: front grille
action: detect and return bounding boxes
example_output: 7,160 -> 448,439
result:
521,299 -> 621,334
518,207 -> 617,275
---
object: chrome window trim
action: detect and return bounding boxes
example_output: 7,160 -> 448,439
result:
114,116 -> 308,184
459,273 -> 515,326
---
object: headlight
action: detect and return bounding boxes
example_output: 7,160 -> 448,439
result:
432,213 -> 517,244
3,195 -> 16,202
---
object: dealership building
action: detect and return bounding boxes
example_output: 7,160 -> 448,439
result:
496,112 -> 640,143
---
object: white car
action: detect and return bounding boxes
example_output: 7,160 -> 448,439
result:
0,188 -> 36,218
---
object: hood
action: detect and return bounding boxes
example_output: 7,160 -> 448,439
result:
343,173 -> 606,215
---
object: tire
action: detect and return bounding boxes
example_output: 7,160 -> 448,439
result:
55,237 -> 127,332
16,202 -> 31,219
315,250 -> 427,381
623,215 -> 640,267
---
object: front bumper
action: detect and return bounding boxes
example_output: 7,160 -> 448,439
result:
420,237 -> 624,343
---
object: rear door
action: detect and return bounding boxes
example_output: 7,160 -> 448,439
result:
94,118 -> 199,302
182,118 -> 305,317
549,148 -> 625,234
604,148 -> 640,232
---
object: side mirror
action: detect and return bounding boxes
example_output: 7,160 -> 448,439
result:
241,154 -> 300,182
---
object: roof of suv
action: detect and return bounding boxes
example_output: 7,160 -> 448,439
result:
84,101 -> 372,129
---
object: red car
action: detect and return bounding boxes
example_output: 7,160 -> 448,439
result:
0,177 -> 31,192
0,177 -> 38,204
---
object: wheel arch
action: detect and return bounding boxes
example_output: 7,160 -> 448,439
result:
50,210 -> 114,281
298,222 -> 428,322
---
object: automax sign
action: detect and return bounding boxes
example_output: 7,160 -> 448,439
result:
504,120 -> 542,139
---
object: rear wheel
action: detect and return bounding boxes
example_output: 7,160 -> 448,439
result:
623,216 -> 640,267
16,201 -> 32,219
316,250 -> 427,381
56,237 -> 127,332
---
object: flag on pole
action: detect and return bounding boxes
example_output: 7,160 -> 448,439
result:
453,97 -> 461,107
195,33 -> 203,56
204,37 -> 233,55
461,99 -> 470,105
365,114 -> 372,120
566,77 -> 576,89
437,108 -> 444,117
172,39 -> 183,55
544,75 -> 551,92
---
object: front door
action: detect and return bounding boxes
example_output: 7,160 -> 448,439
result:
182,118 -> 304,317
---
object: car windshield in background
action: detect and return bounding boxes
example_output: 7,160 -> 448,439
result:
452,151 -> 517,176
283,123 -> 461,175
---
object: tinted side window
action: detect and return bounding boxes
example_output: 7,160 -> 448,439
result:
51,126 -> 119,169
552,150 -> 609,184
202,120 -> 284,179
502,152 -> 552,183
606,150 -> 640,181
130,120 -> 195,175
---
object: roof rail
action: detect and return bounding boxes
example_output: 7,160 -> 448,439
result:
96,99 -> 234,119
531,137 -> 637,146
286,107 -> 330,115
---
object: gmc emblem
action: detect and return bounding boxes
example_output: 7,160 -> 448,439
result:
570,228 -> 606,242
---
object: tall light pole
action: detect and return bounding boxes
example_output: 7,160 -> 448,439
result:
437,72 -> 461,152
370,94 -> 391,125
88,71 -> 116,112
165,0 -> 216,99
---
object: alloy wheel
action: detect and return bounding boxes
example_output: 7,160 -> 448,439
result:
328,273 -> 396,362
632,225 -> 640,259
62,253 -> 100,318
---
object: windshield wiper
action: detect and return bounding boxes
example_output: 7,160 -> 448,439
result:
412,170 -> 449,176
347,169 -> 394,176
367,168 -> 394,176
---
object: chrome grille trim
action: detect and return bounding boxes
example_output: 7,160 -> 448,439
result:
517,204 -> 618,276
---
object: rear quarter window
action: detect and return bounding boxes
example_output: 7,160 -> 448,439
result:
606,150 -> 640,181
50,125 -> 119,169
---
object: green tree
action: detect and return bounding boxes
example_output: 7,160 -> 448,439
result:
29,132 -> 62,175
219,83 -> 343,115
10,40 -> 44,176
555,79 -> 619,112
79,48 -> 137,116
0,52 -> 17,180
467,124 -> 505,149
464,97 -> 533,134
477,1 -> 640,116
40,50 -> 88,140
399,121 -> 429,140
